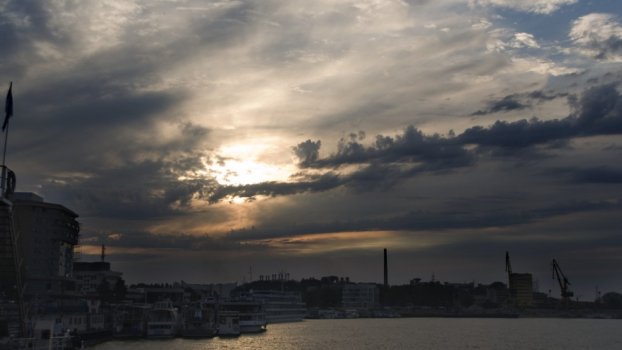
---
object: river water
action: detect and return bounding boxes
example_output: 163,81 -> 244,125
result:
92,318 -> 622,349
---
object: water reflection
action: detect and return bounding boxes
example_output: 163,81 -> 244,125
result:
93,318 -> 622,350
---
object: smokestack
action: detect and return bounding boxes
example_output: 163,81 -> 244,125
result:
383,248 -> 388,288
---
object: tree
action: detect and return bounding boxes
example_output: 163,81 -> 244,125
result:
113,278 -> 127,302
97,279 -> 113,303
602,292 -> 622,309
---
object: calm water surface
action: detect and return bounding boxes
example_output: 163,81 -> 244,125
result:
92,318 -> 622,350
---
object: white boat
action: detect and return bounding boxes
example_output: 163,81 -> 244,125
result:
219,299 -> 266,333
180,300 -> 217,338
146,300 -> 180,338
248,290 -> 306,323
113,304 -> 149,338
217,310 -> 240,337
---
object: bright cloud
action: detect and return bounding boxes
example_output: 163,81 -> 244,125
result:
472,0 -> 577,14
512,32 -> 540,48
570,13 -> 622,60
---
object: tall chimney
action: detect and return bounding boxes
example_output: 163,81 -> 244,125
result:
383,248 -> 388,288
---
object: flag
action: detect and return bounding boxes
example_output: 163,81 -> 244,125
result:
2,82 -> 13,132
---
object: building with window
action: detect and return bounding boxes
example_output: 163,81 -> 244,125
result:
9,192 -> 80,303
342,283 -> 379,310
509,273 -> 533,307
74,261 -> 123,296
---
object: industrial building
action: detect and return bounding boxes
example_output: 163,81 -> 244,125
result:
505,252 -> 533,307
342,283 -> 379,310
509,273 -> 533,307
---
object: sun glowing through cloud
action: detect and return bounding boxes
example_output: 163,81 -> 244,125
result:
229,196 -> 247,204
209,140 -> 297,187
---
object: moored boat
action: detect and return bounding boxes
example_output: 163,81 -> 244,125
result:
146,300 -> 180,338
113,304 -> 149,338
181,300 -> 217,338
220,299 -> 266,333
217,310 -> 240,337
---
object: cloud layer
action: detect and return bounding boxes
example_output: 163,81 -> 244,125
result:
0,0 -> 621,294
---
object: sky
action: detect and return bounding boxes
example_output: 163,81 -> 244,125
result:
1,0 -> 621,299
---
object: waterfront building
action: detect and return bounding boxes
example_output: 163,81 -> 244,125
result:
247,290 -> 306,323
509,273 -> 533,307
341,283 -> 379,310
128,285 -> 186,306
10,192 -> 80,301
180,281 -> 237,300
486,281 -> 509,306
74,261 -> 123,296
4,192 -> 95,338
0,196 -> 24,337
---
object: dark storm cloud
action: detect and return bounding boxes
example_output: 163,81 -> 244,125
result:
471,95 -> 527,115
38,121 -> 215,220
293,139 -> 321,166
458,117 -> 575,149
209,157 -> 477,203
13,88 -> 203,221
550,166 -> 622,184
0,1 -> 232,221
228,197 -> 622,240
303,125 -> 474,169
0,0 -> 283,225
460,83 -> 622,149
4,1 -> 617,222
312,83 -> 621,164
202,84 -> 622,205
207,172 -> 342,203
471,90 -> 568,115
21,87 -> 180,136
209,83 -> 622,203
42,156 -> 216,220
208,161 -> 438,203
0,0 -> 57,77
80,230 -> 263,254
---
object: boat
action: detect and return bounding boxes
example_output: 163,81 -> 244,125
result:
112,304 -> 149,338
248,290 -> 306,323
219,299 -> 266,333
180,300 -> 217,338
145,300 -> 180,338
217,310 -> 240,337
2,317 -> 83,350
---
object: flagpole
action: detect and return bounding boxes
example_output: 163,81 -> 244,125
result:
1,81 -> 12,196
2,116 -> 9,168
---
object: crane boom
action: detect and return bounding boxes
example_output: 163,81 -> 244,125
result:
506,251 -> 514,303
551,259 -> 574,301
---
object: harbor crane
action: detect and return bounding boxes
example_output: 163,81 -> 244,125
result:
551,259 -> 574,301
505,251 -> 513,300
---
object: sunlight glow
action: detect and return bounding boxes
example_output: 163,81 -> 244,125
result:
243,230 -> 452,255
229,196 -> 247,204
209,140 -> 296,186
